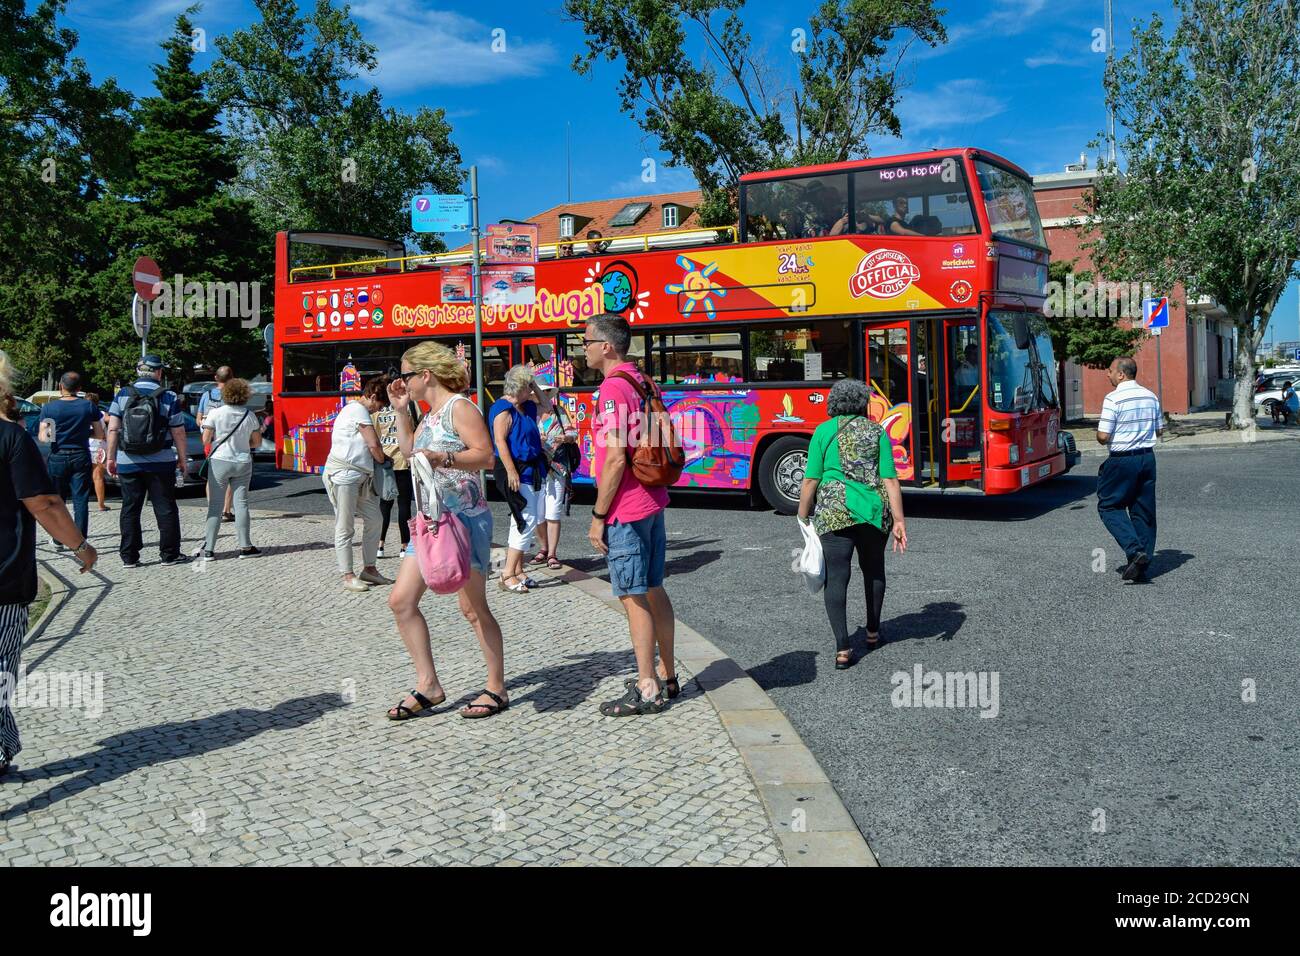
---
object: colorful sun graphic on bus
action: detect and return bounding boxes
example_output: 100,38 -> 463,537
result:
665,256 -> 727,320
584,261 -> 650,320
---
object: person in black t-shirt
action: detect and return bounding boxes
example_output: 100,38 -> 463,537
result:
39,371 -> 104,542
1,351 -> 97,775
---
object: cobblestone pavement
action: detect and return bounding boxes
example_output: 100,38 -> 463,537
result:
2,508 -> 784,866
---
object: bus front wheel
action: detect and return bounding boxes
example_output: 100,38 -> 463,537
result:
758,436 -> 809,515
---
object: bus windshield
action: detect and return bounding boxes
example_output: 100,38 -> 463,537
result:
987,311 -> 1057,412
974,161 -> 1045,247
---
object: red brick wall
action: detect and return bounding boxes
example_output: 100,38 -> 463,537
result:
1039,184 -> 1192,414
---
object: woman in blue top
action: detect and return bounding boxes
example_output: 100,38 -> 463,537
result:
490,364 -> 548,593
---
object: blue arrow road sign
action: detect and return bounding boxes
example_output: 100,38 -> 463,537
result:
1142,296 -> 1169,329
411,194 -> 470,233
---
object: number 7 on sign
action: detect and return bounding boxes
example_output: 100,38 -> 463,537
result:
415,197 -> 430,212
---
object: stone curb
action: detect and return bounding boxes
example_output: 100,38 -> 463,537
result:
30,561 -> 73,645
1074,430 -> 1298,457
547,562 -> 878,868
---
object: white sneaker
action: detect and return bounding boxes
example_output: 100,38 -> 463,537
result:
377,544 -> 386,559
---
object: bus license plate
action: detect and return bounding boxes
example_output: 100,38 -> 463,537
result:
1038,464 -> 1051,478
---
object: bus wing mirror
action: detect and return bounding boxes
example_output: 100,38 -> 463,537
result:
1012,315 -> 1032,350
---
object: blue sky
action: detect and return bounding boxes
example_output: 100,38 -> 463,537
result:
55,0 -> 1300,343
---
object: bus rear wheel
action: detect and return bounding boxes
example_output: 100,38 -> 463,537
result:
758,436 -> 809,515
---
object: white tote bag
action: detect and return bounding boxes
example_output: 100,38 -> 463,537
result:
796,517 -> 825,594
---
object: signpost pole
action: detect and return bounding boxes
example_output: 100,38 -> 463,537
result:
470,165 -> 485,489
1155,331 -> 1163,412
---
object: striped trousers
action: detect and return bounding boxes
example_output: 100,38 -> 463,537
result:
0,603 -> 28,764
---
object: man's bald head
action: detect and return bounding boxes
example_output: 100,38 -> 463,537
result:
215,366 -> 234,383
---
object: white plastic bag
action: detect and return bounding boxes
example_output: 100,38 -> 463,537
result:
796,518 -> 825,594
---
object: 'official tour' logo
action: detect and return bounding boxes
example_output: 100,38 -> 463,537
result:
849,249 -> 920,299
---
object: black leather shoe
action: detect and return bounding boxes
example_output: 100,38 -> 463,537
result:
1122,553 -> 1149,581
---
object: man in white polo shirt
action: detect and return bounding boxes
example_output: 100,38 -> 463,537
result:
1096,355 -> 1162,582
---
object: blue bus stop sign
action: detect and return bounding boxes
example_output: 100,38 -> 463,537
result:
411,194 -> 470,233
1142,296 -> 1169,335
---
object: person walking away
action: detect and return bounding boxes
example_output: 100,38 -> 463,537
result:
489,364 -> 546,593
533,370 -> 579,570
385,342 -> 508,720
197,366 -> 237,522
38,371 -> 102,545
1096,355 -> 1162,582
0,349 -> 97,777
322,378 -> 391,592
583,313 -> 678,716
797,379 -> 908,670
199,377 -> 263,560
105,355 -> 190,568
373,399 -> 415,559
84,392 -> 110,512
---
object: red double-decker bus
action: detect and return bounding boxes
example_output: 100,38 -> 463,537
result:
271,147 -> 1077,513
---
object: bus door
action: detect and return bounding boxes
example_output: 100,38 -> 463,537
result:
864,323 -> 918,486
478,338 -> 512,403
910,318 -> 946,486
520,335 -> 558,371
943,317 -> 983,484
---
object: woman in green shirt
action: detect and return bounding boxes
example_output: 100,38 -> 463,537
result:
797,379 -> 908,670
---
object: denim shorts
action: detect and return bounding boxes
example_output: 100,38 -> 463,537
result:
604,510 -> 667,597
404,509 -> 493,576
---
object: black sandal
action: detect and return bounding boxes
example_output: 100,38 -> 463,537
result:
460,688 -> 509,719
835,651 -> 855,670
602,681 -> 665,717
625,674 -> 680,699
386,689 -> 445,721
866,631 -> 881,650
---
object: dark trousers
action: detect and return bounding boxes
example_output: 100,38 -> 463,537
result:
47,449 -> 93,538
119,469 -> 182,563
1096,450 -> 1157,561
820,521 -> 889,652
379,468 -> 414,547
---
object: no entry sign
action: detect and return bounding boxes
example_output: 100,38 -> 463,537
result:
133,256 -> 162,301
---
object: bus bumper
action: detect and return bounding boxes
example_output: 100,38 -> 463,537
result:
983,450 -> 1068,494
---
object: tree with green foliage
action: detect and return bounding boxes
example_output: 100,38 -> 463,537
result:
85,10 -> 266,388
0,0 -> 133,391
206,0 -> 464,248
563,0 -> 947,224
1088,0 -> 1300,432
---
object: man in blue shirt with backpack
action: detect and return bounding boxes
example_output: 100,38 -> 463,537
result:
105,355 -> 190,567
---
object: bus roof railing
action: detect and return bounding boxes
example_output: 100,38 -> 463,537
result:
287,225 -> 738,282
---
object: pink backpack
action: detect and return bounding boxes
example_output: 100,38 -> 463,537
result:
409,453 -> 471,594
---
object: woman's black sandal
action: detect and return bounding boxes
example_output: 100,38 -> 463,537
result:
460,688 -> 509,719
835,651 -> 855,670
386,689 -> 446,721
602,681 -> 665,717
866,631 -> 881,650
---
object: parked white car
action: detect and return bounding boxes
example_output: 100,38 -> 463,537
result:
1253,366 -> 1300,417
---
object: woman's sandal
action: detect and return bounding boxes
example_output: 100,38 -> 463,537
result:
386,688 -> 446,721
530,551 -> 549,565
602,681 -> 666,716
866,631 -> 882,650
497,575 -> 530,594
460,688 -> 509,719
546,555 -> 563,570
835,651 -> 855,670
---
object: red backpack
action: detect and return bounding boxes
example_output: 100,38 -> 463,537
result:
607,371 -> 685,487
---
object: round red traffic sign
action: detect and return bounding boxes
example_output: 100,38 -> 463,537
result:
133,256 -> 162,301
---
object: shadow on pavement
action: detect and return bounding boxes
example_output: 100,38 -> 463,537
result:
903,475 -> 1094,523
1150,549 -> 1194,580
882,601 -> 967,644
747,650 -> 819,691
2,694 -> 346,821
505,649 -> 637,712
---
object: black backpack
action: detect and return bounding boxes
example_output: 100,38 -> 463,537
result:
119,386 -> 169,454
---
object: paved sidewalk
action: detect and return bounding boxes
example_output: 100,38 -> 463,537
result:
2,507 -> 794,866
1070,410 -> 1300,455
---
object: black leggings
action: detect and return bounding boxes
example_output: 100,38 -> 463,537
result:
379,468 -> 414,547
820,521 -> 888,652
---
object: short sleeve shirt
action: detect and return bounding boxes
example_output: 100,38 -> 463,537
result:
328,400 -> 376,476
40,398 -> 98,455
1097,380 -> 1162,452
107,380 -> 185,474
805,415 -> 897,535
592,363 -> 670,524
0,420 -> 57,605
204,404 -> 260,464
197,386 -> 222,419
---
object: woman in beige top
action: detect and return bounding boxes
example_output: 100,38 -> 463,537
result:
374,402 -> 416,558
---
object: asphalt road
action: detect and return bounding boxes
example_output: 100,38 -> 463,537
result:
170,444 -> 1299,865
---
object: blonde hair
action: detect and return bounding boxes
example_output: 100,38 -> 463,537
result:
0,349 -> 16,421
221,377 -> 251,405
402,341 -> 468,392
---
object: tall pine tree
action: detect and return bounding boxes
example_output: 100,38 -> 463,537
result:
87,10 -> 265,388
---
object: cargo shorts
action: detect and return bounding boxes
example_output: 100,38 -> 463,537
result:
603,510 -> 667,598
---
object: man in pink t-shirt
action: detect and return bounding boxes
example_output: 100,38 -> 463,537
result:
584,313 -> 677,717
